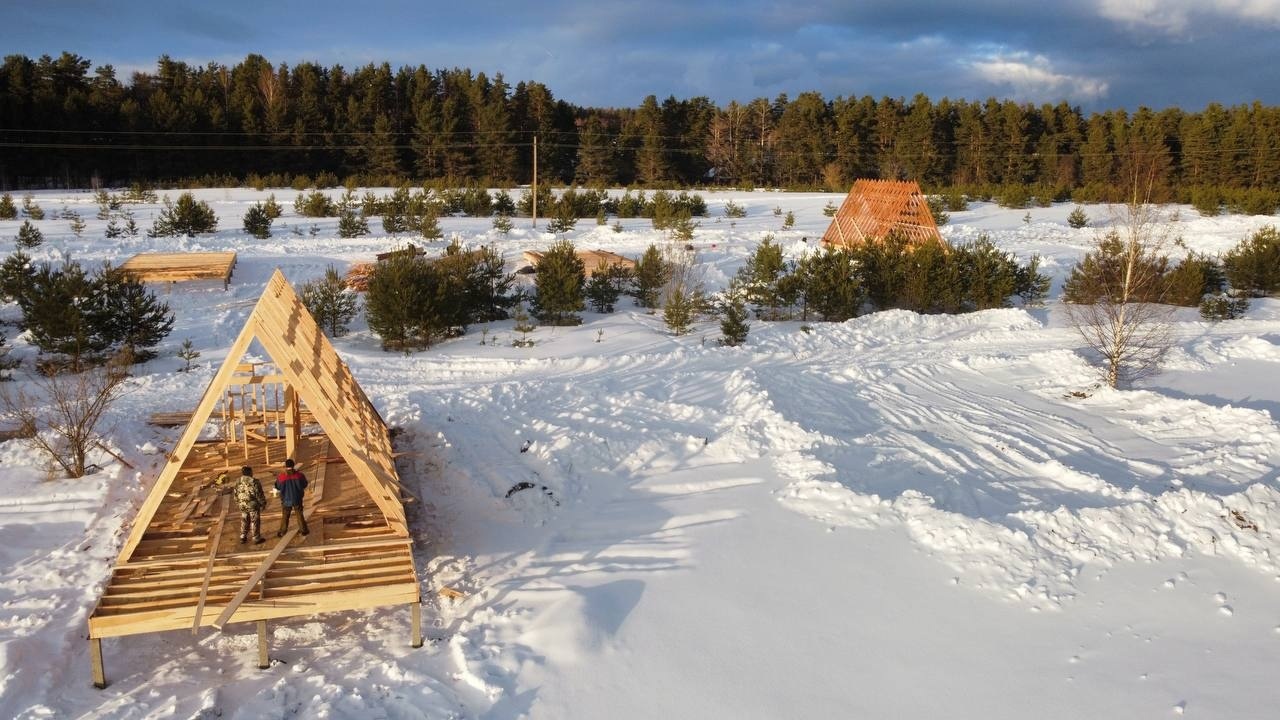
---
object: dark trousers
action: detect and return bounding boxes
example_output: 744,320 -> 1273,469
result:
280,505 -> 309,534
239,509 -> 261,541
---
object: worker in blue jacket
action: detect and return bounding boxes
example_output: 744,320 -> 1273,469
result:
275,458 -> 310,537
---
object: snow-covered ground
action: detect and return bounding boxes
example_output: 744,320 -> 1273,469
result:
1,188 -> 1278,718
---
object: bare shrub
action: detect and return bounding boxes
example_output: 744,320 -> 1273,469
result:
1,352 -> 132,478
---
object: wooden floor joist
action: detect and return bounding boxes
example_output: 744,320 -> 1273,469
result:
88,270 -> 422,685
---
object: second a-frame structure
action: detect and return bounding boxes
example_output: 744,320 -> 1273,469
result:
87,269 -> 421,688
821,179 -> 945,249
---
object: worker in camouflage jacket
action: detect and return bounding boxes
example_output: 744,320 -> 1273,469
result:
233,465 -> 267,544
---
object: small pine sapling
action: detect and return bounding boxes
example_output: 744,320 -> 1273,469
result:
772,206 -> 782,217
21,194 -> 44,220
493,214 -> 514,235
719,283 -> 750,347
69,213 -> 86,238
177,338 -> 200,372
1199,294 -> 1249,321
611,220 -> 623,233
724,200 -> 747,219
822,201 -> 838,217
243,203 -> 273,239
782,210 -> 795,229
16,221 -> 44,249
511,303 -> 536,347
662,282 -> 695,336
338,210 -> 369,238
0,193 -> 16,220
1016,254 -> 1052,307
1067,207 -> 1089,229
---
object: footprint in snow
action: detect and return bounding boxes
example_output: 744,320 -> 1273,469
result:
1219,605 -> 1234,617
1214,592 -> 1227,603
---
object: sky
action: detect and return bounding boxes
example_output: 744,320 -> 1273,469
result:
3,0 -> 1279,111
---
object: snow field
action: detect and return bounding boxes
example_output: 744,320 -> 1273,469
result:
0,188 -> 1278,717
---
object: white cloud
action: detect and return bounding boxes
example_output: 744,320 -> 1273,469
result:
969,52 -> 1109,103
1095,0 -> 1280,34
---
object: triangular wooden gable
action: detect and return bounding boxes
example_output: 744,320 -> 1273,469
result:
821,179 -> 944,249
117,269 -> 406,563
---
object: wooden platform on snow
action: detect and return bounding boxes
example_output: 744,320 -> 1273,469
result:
522,249 -> 635,276
119,252 -> 238,287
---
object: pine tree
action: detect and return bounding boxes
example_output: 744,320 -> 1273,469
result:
492,213 -> 513,234
1067,207 -> 1089,229
796,247 -> 862,321
150,192 -> 217,237
177,338 -> 200,372
546,200 -> 578,234
419,207 -> 443,240
16,220 -> 43,249
630,244 -> 670,309
738,235 -> 790,318
532,239 -> 585,325
301,265 -> 360,337
19,262 -> 111,372
243,203 -> 273,239
0,251 -> 35,304
21,194 -> 44,220
366,251 -> 432,351
338,209 -> 369,238
1016,255 -> 1052,307
511,302 -> 536,347
1222,225 -> 1280,296
69,213 -> 86,237
719,281 -> 750,346
91,269 -> 175,362
0,193 -> 16,220
662,281 -> 695,336
585,262 -> 625,312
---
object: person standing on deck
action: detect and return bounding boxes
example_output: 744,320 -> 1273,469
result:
233,466 -> 267,544
275,458 -> 310,536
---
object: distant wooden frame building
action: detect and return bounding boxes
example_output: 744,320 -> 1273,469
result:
87,270 -> 421,688
820,180 -> 944,249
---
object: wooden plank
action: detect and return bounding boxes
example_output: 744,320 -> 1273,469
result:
257,621 -> 269,669
191,496 -> 229,633
90,637 -> 106,688
212,527 -> 298,630
411,602 -> 423,648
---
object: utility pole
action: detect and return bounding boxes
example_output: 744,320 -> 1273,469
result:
532,135 -> 538,228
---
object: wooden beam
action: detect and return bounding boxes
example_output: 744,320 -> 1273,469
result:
411,601 -> 423,648
257,620 -> 269,669
191,496 -> 229,633
283,385 -> 299,460
90,637 -> 106,689
213,527 -> 298,630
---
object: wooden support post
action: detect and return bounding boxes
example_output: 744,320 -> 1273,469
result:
283,385 -> 299,460
411,601 -> 423,648
90,637 -> 107,688
257,620 -> 269,669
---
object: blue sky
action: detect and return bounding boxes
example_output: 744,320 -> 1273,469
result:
4,1 -> 1279,110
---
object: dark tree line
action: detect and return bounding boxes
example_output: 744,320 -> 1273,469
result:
4,53 -> 1280,201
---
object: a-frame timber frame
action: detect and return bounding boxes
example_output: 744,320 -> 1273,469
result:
820,179 -> 945,250
88,269 -> 422,688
